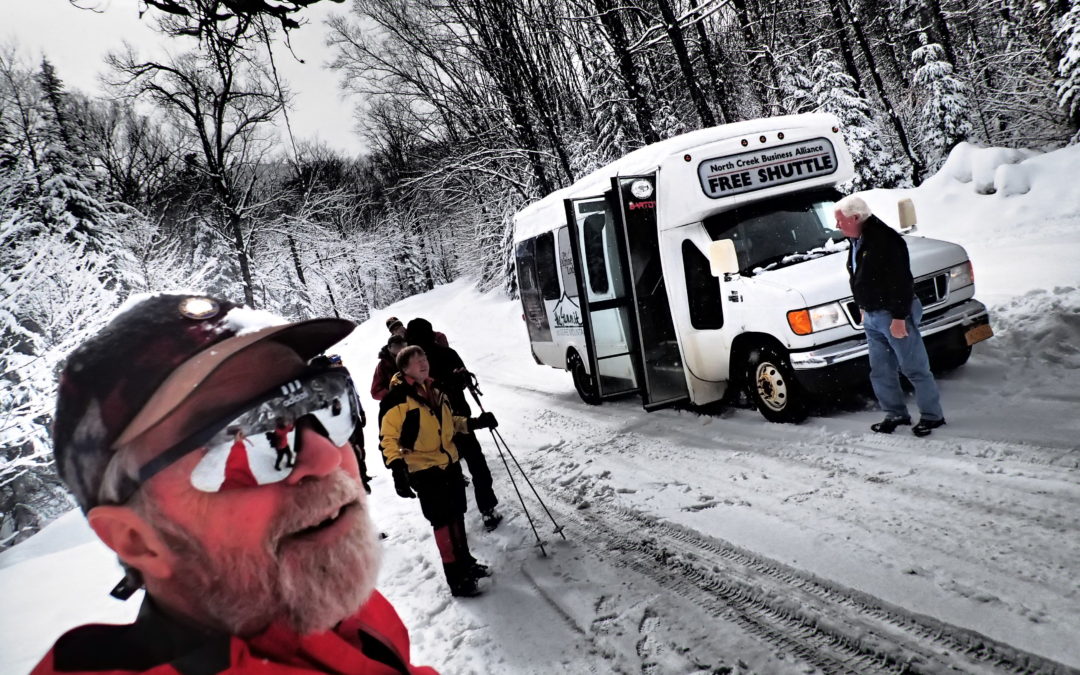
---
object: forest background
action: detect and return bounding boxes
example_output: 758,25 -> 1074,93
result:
2,0 -> 1079,546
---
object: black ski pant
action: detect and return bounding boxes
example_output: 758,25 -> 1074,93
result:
454,431 -> 498,513
408,461 -> 468,529
350,428 -> 371,483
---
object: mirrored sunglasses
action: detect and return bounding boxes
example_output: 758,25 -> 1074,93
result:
118,369 -> 359,500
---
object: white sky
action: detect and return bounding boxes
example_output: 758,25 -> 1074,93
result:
4,0 -> 368,156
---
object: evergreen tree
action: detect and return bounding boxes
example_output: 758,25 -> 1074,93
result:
1057,0 -> 1080,140
913,42 -> 976,171
36,58 -> 76,160
777,55 -> 816,115
811,49 -> 911,190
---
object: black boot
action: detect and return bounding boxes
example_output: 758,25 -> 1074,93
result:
871,417 -> 911,434
912,418 -> 946,437
481,508 -> 503,531
443,561 -> 483,597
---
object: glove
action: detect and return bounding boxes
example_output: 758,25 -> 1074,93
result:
359,413 -> 367,428
467,412 -> 498,431
389,459 -> 415,499
452,367 -> 473,390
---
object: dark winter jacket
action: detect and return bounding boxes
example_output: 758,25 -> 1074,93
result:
30,591 -> 438,675
406,319 -> 470,414
378,373 -> 468,473
421,344 -> 472,416
846,215 -> 915,320
370,347 -> 398,401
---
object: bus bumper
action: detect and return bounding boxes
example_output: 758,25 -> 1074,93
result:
788,299 -> 991,394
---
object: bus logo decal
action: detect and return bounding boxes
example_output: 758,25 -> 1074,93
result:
697,137 -> 838,199
553,293 -> 583,335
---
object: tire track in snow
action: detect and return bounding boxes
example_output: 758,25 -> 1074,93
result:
483,365 -> 1080,671
536,493 -> 1079,675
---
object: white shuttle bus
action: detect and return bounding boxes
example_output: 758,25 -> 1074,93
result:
512,113 -> 993,422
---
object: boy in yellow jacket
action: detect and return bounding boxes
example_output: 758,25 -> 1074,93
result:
378,345 -> 497,596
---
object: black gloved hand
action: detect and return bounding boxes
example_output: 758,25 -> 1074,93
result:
389,459 -> 415,499
360,413 -> 367,429
467,411 -> 498,431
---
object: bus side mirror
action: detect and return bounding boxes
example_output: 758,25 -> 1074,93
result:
707,239 -> 739,277
898,198 -> 917,233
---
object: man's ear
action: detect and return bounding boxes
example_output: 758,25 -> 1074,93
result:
87,505 -> 175,581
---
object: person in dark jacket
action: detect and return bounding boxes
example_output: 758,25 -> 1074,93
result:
34,294 -> 436,675
371,334 -> 407,401
387,315 -> 449,347
836,195 -> 946,437
379,346 -> 498,597
406,318 -> 502,530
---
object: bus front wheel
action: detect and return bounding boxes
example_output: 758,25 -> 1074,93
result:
744,345 -> 807,423
568,352 -> 601,405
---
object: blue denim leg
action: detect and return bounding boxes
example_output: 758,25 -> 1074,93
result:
863,310 -> 909,420
864,300 -> 944,421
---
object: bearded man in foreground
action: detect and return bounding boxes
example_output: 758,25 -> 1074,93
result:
31,294 -> 437,675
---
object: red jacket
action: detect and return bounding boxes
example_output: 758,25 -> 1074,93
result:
31,591 -> 438,675
222,438 -> 258,489
370,352 -> 397,402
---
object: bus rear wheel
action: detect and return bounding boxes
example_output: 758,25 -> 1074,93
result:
745,345 -> 807,423
568,352 -> 601,405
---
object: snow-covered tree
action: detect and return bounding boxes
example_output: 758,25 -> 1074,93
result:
913,42 -> 976,171
812,49 -> 911,190
777,55 -> 816,115
0,53 -> 137,547
1057,0 -> 1080,141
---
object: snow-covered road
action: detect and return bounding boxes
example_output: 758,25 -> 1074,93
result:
2,144 -> 1078,674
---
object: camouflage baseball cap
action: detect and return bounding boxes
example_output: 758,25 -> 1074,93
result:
52,294 -> 355,512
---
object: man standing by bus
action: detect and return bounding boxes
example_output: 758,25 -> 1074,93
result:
835,195 -> 946,437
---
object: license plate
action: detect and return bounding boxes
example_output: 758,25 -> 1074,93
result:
965,323 -> 993,346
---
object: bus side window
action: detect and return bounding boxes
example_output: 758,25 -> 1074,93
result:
682,240 -> 724,330
583,213 -> 609,295
516,239 -> 538,293
534,231 -> 560,300
557,227 -> 578,298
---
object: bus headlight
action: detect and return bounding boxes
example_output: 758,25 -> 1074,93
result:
787,302 -> 847,335
949,261 -> 974,289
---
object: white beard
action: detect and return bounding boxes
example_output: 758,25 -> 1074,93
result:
146,471 -> 382,636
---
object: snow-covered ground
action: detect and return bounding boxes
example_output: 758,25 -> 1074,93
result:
2,144 -> 1079,674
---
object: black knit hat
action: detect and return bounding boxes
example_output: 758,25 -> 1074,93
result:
52,294 -> 354,512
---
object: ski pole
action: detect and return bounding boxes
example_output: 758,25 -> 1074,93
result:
465,373 -> 565,541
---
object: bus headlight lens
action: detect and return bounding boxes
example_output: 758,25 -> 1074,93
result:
949,261 -> 974,289
787,302 -> 847,335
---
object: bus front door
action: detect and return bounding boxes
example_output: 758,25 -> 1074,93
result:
611,175 -> 689,410
564,195 -> 640,399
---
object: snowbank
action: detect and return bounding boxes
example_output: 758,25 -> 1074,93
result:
860,143 -> 1080,305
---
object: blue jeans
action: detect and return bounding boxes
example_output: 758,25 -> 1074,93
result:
862,299 -> 944,422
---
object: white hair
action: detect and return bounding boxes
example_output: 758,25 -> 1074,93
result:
835,195 -> 873,222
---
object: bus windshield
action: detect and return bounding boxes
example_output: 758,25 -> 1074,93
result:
703,189 -> 847,275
